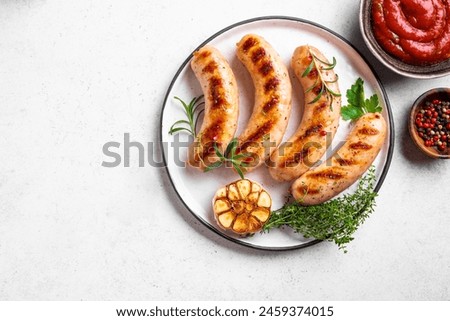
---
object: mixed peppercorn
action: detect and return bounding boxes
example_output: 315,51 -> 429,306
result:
415,99 -> 450,153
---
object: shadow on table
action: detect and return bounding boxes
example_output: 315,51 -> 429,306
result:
158,166 -> 326,257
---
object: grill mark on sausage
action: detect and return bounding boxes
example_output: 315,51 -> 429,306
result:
293,123 -> 324,144
293,148 -> 308,165
308,169 -> 344,180
262,96 -> 279,114
264,77 -> 280,93
358,127 -> 380,135
307,68 -> 318,79
315,102 -> 328,113
237,121 -> 274,153
306,188 -> 320,195
336,157 -> 356,166
259,61 -> 274,76
303,124 -> 323,138
297,186 -> 320,196
312,84 -> 322,95
209,76 -> 225,109
252,47 -> 266,63
242,37 -> 257,52
349,141 -> 373,150
197,121 -> 225,162
202,61 -> 218,74
281,123 -> 325,167
200,120 -> 224,144
196,50 -> 211,60
284,146 -> 310,167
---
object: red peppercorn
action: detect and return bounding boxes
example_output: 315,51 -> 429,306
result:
415,99 -> 450,154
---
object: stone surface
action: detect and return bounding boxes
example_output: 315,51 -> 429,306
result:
0,0 -> 449,300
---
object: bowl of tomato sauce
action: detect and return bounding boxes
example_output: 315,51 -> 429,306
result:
409,88 -> 450,158
360,0 -> 450,78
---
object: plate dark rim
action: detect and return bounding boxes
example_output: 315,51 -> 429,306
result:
159,15 -> 395,251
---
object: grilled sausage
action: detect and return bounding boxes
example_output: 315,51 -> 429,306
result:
291,112 -> 387,205
269,45 -> 341,181
234,34 -> 292,172
188,46 -> 239,170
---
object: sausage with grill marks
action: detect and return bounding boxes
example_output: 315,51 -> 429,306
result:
188,46 -> 239,170
269,45 -> 341,181
291,112 -> 387,205
234,34 -> 292,172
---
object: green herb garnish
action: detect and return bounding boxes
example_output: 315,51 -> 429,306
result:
263,166 -> 378,252
168,95 -> 204,136
341,78 -> 382,121
302,50 -> 341,106
204,138 -> 250,179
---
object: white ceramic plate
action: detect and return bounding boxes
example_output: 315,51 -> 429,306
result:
160,16 -> 394,251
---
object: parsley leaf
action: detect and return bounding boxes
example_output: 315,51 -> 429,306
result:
365,94 -> 382,113
341,77 -> 382,121
346,78 -> 365,107
341,106 -> 365,121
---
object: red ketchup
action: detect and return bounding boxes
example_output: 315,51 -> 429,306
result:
371,0 -> 450,65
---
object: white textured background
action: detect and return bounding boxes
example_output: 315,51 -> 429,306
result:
1,0 -> 449,300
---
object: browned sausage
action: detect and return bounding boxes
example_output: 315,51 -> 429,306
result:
234,34 -> 292,172
269,45 -> 341,181
291,112 -> 387,205
188,45 -> 239,170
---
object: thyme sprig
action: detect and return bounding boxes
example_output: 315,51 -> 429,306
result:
168,95 -> 204,136
263,166 -> 378,252
302,50 -> 341,107
204,138 -> 251,179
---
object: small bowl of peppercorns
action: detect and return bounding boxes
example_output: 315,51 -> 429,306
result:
409,88 -> 450,159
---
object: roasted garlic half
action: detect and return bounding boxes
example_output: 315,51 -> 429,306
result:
212,179 -> 272,235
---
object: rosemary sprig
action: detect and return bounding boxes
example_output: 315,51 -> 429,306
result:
263,166 -> 378,252
168,95 -> 204,136
302,50 -> 341,107
204,138 -> 251,179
